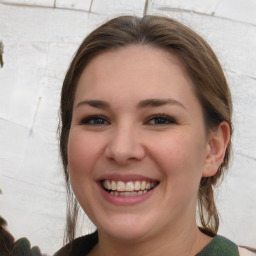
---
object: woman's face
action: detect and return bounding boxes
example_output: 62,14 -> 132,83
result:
68,45 -> 212,241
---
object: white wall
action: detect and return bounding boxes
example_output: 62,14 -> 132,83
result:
0,0 -> 256,254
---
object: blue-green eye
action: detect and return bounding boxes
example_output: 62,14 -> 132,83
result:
146,114 -> 176,125
80,115 -> 110,125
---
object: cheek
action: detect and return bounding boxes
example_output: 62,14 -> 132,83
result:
67,130 -> 104,178
148,132 -> 206,185
67,130 -> 106,213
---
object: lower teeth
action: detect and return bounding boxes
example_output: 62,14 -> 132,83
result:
109,190 -> 148,196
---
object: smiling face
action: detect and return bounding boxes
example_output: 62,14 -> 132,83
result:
67,45 -> 212,242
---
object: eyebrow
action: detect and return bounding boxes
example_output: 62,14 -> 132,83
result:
75,100 -> 110,109
137,98 -> 186,110
75,98 -> 186,110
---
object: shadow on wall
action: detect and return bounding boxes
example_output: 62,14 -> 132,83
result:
0,189 -> 48,256
0,41 -> 3,67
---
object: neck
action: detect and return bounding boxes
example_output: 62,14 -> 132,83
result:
90,222 -> 212,256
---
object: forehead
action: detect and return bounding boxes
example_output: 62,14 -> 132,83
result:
75,45 -> 196,101
82,45 -> 187,78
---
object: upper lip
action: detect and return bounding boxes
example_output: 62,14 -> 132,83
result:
96,174 -> 159,182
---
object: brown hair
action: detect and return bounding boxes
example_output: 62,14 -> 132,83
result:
59,15 -> 232,243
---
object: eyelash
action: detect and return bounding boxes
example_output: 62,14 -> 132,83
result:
79,114 -> 177,126
80,115 -> 110,125
145,114 -> 177,125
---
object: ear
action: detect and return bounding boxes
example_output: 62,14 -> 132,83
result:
202,121 -> 230,177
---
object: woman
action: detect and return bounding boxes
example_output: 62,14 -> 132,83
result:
55,15 -> 254,256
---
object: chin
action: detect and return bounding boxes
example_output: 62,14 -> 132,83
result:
103,227 -> 149,242
97,214 -> 153,242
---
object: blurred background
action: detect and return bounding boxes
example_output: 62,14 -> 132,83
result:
0,0 -> 256,254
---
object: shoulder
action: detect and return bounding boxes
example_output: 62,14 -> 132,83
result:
239,247 -> 256,256
197,235 -> 239,256
54,231 -> 98,256
201,235 -> 256,256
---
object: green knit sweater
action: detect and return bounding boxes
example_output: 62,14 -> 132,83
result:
55,232 -> 239,256
196,235 -> 239,256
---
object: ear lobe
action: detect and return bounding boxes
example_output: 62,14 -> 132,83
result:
202,121 -> 230,177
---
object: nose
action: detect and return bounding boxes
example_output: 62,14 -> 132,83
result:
104,123 -> 146,165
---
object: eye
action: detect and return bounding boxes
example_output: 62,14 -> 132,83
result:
80,115 -> 110,125
146,114 -> 177,125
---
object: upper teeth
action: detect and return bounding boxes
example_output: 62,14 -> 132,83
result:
102,180 -> 157,192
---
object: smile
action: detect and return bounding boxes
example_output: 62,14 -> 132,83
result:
101,180 -> 159,197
